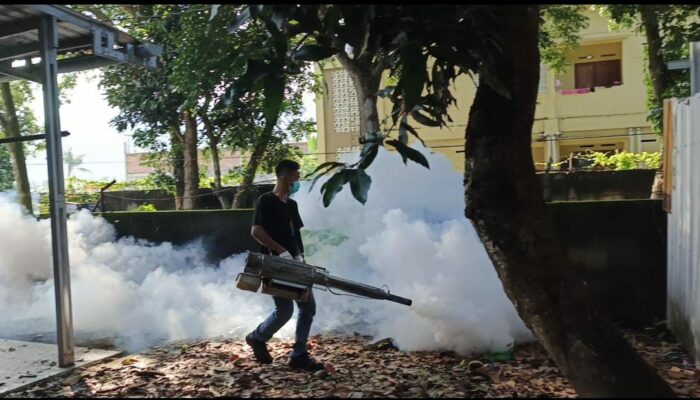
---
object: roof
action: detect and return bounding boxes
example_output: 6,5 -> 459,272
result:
0,4 -> 162,83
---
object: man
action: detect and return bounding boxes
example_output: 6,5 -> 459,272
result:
246,159 -> 324,372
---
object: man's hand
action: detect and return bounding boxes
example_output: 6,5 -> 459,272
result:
294,254 -> 305,263
279,251 -> 294,260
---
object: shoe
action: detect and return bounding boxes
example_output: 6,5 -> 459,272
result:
245,332 -> 272,364
289,353 -> 325,372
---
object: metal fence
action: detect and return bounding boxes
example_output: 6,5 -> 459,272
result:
667,95 -> 700,365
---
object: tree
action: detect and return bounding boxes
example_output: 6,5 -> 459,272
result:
0,140 -> 13,191
219,5 -> 676,396
0,72 -> 76,215
63,148 -> 90,178
461,7 -> 673,397
98,4 -> 198,209
171,4 -> 315,209
598,5 -> 700,132
538,5 -> 589,72
90,4 -> 315,209
0,82 -> 33,214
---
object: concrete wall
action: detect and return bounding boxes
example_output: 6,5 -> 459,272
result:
78,169 -> 656,213
549,199 -> 666,328
98,199 -> 667,328
99,209 -> 258,263
538,169 -> 657,202
100,185 -> 275,211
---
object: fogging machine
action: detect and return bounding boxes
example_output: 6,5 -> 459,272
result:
236,251 -> 412,306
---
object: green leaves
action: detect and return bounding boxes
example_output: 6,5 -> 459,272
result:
358,141 -> 379,170
228,6 -> 252,33
307,161 -> 346,193
398,45 -> 428,112
320,169 -> 351,207
385,139 -> 429,169
221,58 -> 268,107
209,4 -> 221,21
263,73 -> 285,129
410,110 -> 441,127
319,168 -> 372,207
377,86 -> 396,98
400,120 -> 426,147
292,44 -> 341,61
348,168 -> 372,204
539,5 -> 588,72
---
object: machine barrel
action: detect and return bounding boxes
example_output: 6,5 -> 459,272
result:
243,252 -> 412,306
324,275 -> 412,306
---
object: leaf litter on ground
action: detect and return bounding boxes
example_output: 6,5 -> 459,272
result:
4,328 -> 698,398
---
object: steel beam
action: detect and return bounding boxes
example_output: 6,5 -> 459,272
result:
0,17 -> 41,40
667,60 -> 691,71
0,130 -> 70,145
0,55 -> 114,83
0,62 -> 41,83
691,42 -> 700,95
666,42 -> 700,95
0,37 -> 92,62
39,15 -> 75,368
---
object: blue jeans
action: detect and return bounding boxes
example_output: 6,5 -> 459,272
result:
251,291 -> 316,359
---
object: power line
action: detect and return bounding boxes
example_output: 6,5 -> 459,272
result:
22,130 -> 659,167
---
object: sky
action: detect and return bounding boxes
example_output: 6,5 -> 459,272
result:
25,70 -> 317,188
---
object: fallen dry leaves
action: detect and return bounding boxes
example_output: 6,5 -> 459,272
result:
5,328 -> 698,398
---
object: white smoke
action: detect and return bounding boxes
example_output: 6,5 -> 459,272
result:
294,146 -> 533,353
0,145 -> 533,354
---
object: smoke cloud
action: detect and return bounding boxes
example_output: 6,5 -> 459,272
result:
0,145 -> 532,354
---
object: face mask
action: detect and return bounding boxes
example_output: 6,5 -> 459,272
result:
289,181 -> 300,195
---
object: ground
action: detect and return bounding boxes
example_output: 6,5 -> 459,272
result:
5,328 -> 698,398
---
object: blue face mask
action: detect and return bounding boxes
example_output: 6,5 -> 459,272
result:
289,181 -> 300,195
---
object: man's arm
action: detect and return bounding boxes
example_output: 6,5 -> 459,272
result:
295,228 -> 304,260
292,201 -> 305,261
251,225 -> 288,255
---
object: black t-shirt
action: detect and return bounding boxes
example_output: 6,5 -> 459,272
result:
252,192 -> 304,257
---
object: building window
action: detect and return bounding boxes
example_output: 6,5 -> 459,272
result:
574,60 -> 622,89
330,69 -> 360,134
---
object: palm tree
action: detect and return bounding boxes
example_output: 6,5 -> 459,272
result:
64,148 -> 90,178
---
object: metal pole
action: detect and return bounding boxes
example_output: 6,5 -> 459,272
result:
691,41 -> 700,95
39,15 -> 75,367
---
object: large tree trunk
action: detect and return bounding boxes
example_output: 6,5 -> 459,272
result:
201,112 -> 231,209
182,110 -> 200,210
337,52 -> 385,137
0,82 -> 33,214
232,135 -> 269,209
640,6 -> 669,111
463,6 -> 675,397
639,6 -> 669,201
170,127 -> 185,210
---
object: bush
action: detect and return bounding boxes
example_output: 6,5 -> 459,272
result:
580,150 -> 661,170
135,203 -> 157,212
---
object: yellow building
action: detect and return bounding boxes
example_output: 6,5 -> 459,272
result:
314,8 -> 660,172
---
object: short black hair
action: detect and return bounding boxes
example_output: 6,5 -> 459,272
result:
275,159 -> 300,177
